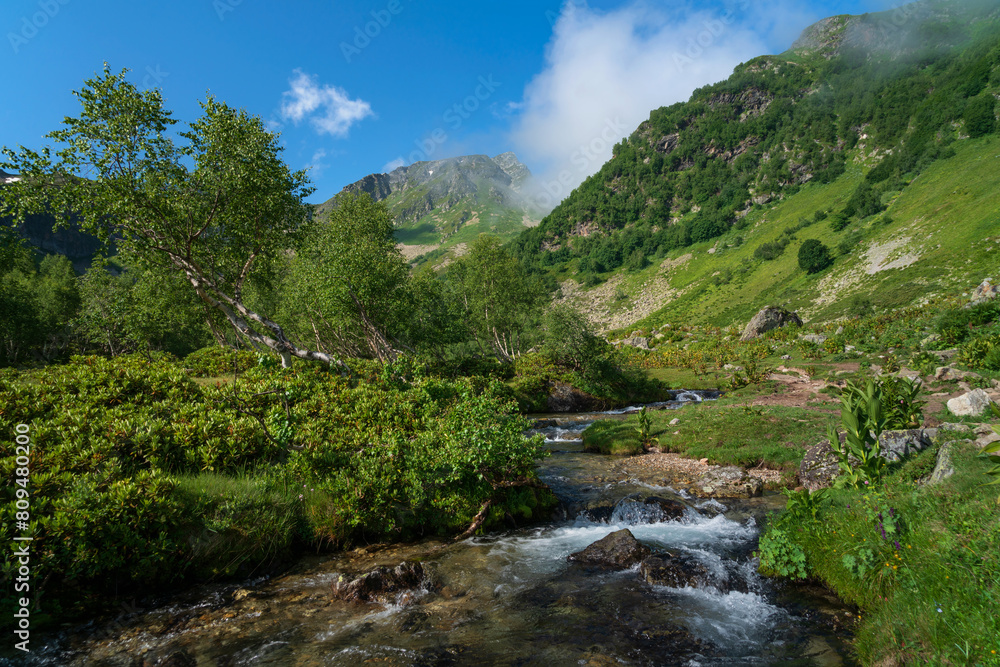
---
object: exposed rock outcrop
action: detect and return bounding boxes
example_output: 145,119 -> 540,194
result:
740,307 -> 802,341
692,466 -> 763,498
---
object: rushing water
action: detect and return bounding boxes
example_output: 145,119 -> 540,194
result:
12,394 -> 857,666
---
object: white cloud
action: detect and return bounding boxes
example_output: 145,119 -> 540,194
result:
307,148 -> 329,177
280,69 -> 374,138
382,157 -> 405,173
510,0 -> 812,207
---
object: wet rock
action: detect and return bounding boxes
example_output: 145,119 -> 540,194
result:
547,382 -> 605,413
576,505 -> 615,523
947,389 -> 992,417
567,529 -> 651,569
331,561 -> 428,604
135,650 -> 197,667
693,466 -> 763,498
531,418 -> 560,429
638,553 -> 712,590
643,496 -> 688,521
740,306 -> 802,342
877,429 -> 934,462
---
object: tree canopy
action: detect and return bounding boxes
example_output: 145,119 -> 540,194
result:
0,66 -> 333,368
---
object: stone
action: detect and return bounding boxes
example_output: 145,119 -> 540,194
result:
693,466 -> 763,498
781,354 -> 792,360
619,336 -> 650,350
927,442 -> 955,485
895,370 -> 923,385
920,334 -> 941,348
968,278 -> 999,306
639,553 -> 712,590
723,363 -> 743,371
740,306 -> 803,342
669,418 -> 680,426
939,422 -> 972,433
975,431 -> 1000,450
546,382 -> 604,412
642,496 -> 688,522
877,429 -> 934,463
935,366 -> 981,382
567,529 -> 651,569
801,334 -> 828,345
331,561 -> 428,604
931,349 -> 959,361
799,441 -> 843,491
946,389 -> 992,417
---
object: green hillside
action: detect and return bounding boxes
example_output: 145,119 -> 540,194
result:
317,153 -> 540,267
509,0 -> 1000,330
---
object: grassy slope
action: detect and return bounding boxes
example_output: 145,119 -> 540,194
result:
597,135 -> 1000,333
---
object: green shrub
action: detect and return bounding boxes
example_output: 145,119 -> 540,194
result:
184,346 -> 259,377
798,239 -> 834,274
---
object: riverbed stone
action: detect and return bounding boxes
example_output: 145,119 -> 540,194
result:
330,561 -> 428,604
643,496 -> 688,521
693,466 -> 763,498
567,529 -> 650,569
639,553 -> 711,590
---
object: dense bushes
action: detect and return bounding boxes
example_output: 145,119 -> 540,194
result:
798,239 -> 834,274
0,354 -> 555,619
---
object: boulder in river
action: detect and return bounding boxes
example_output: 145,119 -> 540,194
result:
546,381 -> 606,412
639,553 -> 712,590
331,561 -> 429,604
567,529 -> 650,569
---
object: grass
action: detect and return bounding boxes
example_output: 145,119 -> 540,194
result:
654,403 -> 834,474
772,436 -> 1000,664
172,471 -> 310,579
581,419 -> 645,456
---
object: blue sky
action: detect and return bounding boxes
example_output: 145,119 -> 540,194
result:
1,0 -> 892,204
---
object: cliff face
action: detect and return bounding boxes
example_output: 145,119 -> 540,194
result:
1,172 -> 104,271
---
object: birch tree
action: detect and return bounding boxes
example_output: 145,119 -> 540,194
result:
0,66 -> 338,368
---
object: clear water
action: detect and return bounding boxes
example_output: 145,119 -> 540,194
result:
10,395 -> 856,666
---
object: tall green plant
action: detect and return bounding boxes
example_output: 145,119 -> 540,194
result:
829,378 -> 892,488
984,402 -> 1000,504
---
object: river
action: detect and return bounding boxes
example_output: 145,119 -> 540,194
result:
16,393 -> 857,666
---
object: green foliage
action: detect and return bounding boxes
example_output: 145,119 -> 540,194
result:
283,192 -> 412,363
984,402 -> 1000,503
0,354 -> 554,618
448,235 -> 548,363
581,419 -> 645,456
540,303 -> 610,376
797,239 -> 834,274
781,487 -> 827,521
964,93 -> 997,138
757,526 -> 807,579
183,346 -> 258,377
0,66 -> 330,367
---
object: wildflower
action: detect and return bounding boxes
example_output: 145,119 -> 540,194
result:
298,494 -> 304,500
894,541 -> 902,550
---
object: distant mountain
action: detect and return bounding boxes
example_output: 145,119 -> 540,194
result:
0,170 -> 103,272
317,153 -> 540,266
507,0 -> 1000,330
